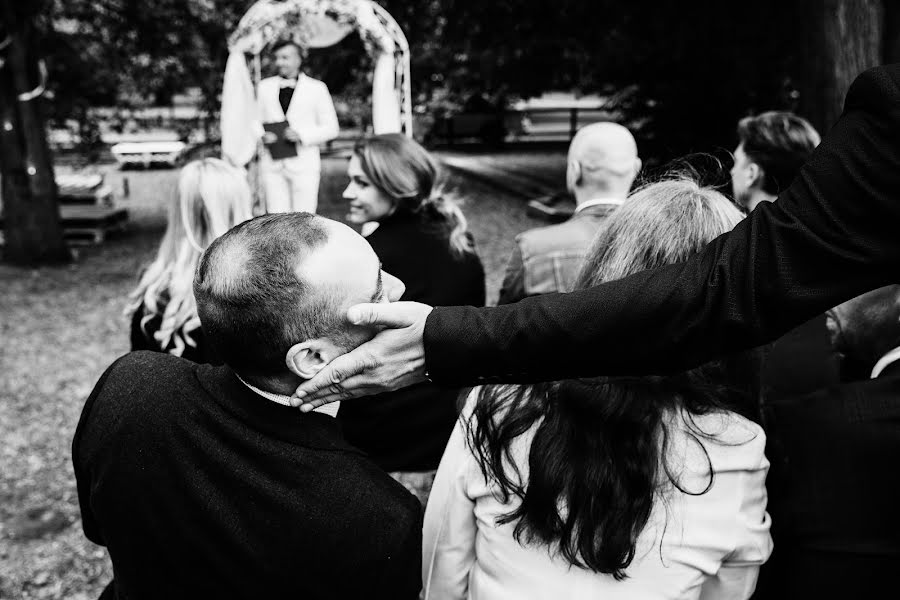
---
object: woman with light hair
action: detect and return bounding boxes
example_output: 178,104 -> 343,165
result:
127,158 -> 253,363
339,133 -> 485,501
423,178 -> 772,599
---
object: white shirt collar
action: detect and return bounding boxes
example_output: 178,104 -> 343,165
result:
279,74 -> 301,88
575,197 -> 625,214
235,374 -> 340,417
871,345 -> 900,379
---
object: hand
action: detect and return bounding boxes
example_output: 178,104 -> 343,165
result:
262,131 -> 278,144
284,127 -> 302,143
291,302 -> 434,412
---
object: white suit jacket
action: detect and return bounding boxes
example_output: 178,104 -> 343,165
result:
257,73 -> 339,172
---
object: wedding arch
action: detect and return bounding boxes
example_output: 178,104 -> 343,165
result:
220,0 -> 412,167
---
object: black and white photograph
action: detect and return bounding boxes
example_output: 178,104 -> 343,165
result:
1,0 -> 898,598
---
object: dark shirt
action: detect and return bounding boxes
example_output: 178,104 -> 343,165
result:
339,211 -> 485,471
73,352 -> 423,599
278,84 -> 294,115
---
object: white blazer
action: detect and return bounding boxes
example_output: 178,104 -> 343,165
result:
257,73 -> 339,172
423,393 -> 773,600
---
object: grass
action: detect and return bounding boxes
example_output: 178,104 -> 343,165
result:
0,153 -> 552,598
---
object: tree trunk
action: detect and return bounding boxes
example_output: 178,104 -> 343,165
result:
797,0 -> 884,135
0,0 -> 69,265
884,0 -> 900,63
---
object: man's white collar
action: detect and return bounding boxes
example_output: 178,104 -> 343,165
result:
871,345 -> 900,379
236,374 -> 340,417
575,197 -> 625,214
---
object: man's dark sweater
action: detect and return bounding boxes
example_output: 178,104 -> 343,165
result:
73,352 -> 422,599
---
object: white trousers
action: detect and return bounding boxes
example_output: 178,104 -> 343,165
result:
262,160 -> 320,214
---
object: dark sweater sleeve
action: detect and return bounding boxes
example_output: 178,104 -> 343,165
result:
423,64 -> 900,386
375,504 -> 424,600
72,358 -> 126,546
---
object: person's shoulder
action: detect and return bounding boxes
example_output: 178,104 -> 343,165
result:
300,73 -> 330,92
844,64 -> 900,116
674,409 -> 767,472
334,458 -> 424,525
99,351 -> 200,400
516,217 -> 596,257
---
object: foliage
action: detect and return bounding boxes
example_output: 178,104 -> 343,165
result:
33,0 -> 877,159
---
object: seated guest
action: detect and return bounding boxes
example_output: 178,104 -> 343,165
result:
730,112 -> 839,401
730,111 -> 820,213
127,157 -> 253,363
423,179 -> 771,600
498,122 -> 640,304
74,213 -> 423,599
339,133 -> 485,501
757,284 -> 900,599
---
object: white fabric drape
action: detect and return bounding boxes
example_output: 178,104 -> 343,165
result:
221,50 -> 261,167
371,51 -> 401,134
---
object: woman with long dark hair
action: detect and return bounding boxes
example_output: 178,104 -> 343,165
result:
339,133 -> 485,501
423,179 -> 772,598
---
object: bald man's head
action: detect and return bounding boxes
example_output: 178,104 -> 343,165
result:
193,213 -> 381,379
566,122 -> 640,201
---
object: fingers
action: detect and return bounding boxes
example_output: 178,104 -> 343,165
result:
290,351 -> 369,406
347,301 -> 431,328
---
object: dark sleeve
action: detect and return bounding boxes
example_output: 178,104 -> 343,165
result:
374,501 -> 423,600
423,64 -> 900,386
72,358 -> 125,546
497,243 -> 526,305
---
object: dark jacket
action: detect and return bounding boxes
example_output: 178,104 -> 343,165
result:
339,210 -> 485,472
421,64 -> 900,386
754,359 -> 900,599
73,352 -> 423,599
761,313 -> 840,402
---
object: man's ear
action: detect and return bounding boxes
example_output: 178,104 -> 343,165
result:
747,162 -> 763,189
566,160 -> 582,192
285,340 -> 336,379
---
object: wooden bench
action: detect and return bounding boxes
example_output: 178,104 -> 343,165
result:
110,141 -> 186,168
0,173 -> 129,246
0,205 -> 129,246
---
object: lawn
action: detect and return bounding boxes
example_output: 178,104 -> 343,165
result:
0,154 -> 550,598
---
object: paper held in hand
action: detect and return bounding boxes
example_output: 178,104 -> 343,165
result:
262,121 -> 298,160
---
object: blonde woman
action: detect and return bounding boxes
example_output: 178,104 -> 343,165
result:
127,158 -> 253,363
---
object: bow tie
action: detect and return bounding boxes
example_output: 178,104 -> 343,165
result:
279,77 -> 297,88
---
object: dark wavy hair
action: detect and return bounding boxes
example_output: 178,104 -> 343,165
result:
467,178 -> 760,579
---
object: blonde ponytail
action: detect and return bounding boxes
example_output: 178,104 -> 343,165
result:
421,192 -> 474,258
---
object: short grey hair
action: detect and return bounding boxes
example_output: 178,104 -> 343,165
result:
193,213 -> 356,377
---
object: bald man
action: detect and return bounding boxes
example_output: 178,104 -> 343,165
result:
73,213 -> 422,599
498,122 -> 641,304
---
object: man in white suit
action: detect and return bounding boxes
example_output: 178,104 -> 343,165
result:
258,41 -> 339,214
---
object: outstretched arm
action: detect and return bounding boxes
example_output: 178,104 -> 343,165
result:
295,64 -> 900,409
423,64 -> 900,385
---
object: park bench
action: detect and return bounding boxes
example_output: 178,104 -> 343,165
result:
0,173 -> 129,246
110,140 -> 186,169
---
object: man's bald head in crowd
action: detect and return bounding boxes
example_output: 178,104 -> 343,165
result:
566,122 -> 641,201
193,213 -> 397,390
